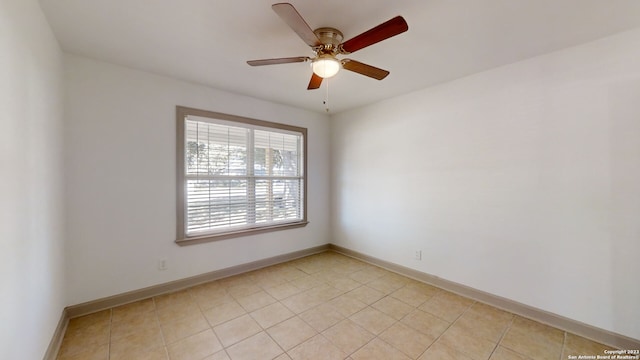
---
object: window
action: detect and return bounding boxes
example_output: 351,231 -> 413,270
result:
176,106 -> 307,245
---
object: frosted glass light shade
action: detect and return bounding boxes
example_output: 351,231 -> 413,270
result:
312,56 -> 340,78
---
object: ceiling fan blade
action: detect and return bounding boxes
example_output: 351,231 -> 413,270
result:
307,73 -> 322,90
342,59 -> 390,80
340,16 -> 408,54
247,57 -> 310,66
272,3 -> 321,47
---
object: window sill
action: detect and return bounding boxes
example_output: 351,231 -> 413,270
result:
176,221 -> 309,246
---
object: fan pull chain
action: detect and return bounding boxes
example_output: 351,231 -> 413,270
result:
323,78 -> 330,112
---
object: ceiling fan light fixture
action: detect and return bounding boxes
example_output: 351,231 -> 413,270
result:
312,55 -> 340,78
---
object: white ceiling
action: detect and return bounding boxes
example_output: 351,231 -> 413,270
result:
40,0 -> 640,114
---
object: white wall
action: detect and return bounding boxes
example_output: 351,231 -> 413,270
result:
331,28 -> 640,340
64,55 -> 331,305
0,0 -> 65,358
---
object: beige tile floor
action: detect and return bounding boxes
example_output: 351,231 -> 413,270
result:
57,252 -> 615,360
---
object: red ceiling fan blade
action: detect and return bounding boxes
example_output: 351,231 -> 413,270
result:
340,16 -> 408,54
247,57 -> 310,66
307,73 -> 322,90
272,3 -> 321,47
342,59 -> 389,80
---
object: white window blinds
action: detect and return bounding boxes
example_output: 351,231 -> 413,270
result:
183,115 -> 305,236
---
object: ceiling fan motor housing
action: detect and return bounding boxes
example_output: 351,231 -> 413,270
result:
313,27 -> 344,53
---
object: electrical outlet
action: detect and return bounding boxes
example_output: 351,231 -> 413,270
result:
158,259 -> 167,271
414,250 -> 422,260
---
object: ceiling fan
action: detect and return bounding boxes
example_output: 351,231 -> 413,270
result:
247,3 -> 408,90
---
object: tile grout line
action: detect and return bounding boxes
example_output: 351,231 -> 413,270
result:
355,273 -> 439,358
431,298 -> 472,355
383,287 -> 430,359
277,260 -> 330,358
284,260 -> 380,358
287,273 -> 338,356
219,263 -> 326,359
263,316 -> 288,360
204,270 -> 277,356
354,283 -> 439,360
108,308 -> 113,360
250,277 -> 294,360
152,296 -> 172,360
186,286 -> 225,359
149,296 -> 170,359
488,311 -> 516,360
316,285 -> 376,358
325,296 -> 387,359
397,288 -> 438,360
560,331 -> 568,360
